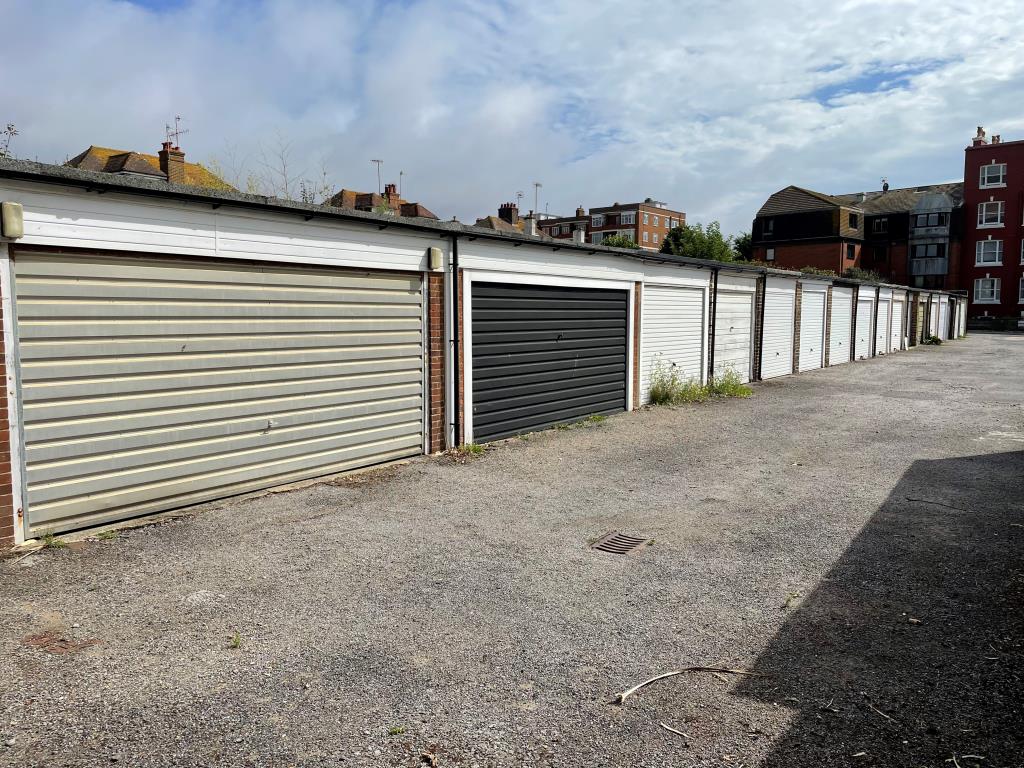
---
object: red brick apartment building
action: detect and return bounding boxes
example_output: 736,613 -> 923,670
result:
539,199 -> 685,251
962,127 -> 1024,324
751,183 -> 963,288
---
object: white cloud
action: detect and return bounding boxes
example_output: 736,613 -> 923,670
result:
2,0 -> 1022,233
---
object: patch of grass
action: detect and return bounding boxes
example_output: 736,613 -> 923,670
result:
781,591 -> 803,610
555,423 -> 572,431
95,530 -> 118,541
228,631 -> 242,650
460,443 -> 484,455
924,335 -> 943,345
582,414 -> 607,426
708,367 -> 753,398
42,531 -> 67,549
387,726 -> 406,736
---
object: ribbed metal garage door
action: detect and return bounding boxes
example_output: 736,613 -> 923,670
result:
855,298 -> 874,359
713,291 -> 753,383
876,299 -> 890,354
798,289 -> 826,372
761,278 -> 795,379
470,282 -> 628,442
828,286 -> 852,365
15,251 -> 425,536
890,300 -> 904,351
640,285 -> 705,403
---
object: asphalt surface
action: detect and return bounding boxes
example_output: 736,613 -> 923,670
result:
1,333 -> 1022,768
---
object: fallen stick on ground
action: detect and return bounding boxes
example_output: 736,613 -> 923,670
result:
611,667 -> 761,705
905,497 -> 968,512
659,722 -> 690,738
866,701 -> 895,723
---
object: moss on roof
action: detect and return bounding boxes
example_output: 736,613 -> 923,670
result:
66,145 -> 235,191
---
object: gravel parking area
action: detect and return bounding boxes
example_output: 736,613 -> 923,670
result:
2,334 -> 1022,768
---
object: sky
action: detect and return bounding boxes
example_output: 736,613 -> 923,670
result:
2,0 -> 1023,235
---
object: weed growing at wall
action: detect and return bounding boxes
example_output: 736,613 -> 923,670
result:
648,361 -> 752,405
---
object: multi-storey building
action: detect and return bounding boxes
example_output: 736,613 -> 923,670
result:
538,198 -> 685,251
962,127 -> 1024,325
750,183 -> 963,289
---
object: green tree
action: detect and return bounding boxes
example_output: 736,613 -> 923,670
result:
843,266 -> 883,282
601,233 -> 640,249
660,221 -> 734,262
732,231 -> 753,261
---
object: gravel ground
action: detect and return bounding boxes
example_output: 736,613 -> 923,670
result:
1,333 -> 1022,768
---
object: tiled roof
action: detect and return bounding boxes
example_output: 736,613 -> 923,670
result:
473,215 -> 522,233
759,182 -> 964,217
833,182 -> 964,214
66,145 -> 233,190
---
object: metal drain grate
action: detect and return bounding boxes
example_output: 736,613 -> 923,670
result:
590,531 -> 649,555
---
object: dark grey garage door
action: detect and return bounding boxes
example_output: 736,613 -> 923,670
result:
471,282 -> 629,441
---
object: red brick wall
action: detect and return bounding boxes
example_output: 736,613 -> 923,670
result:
766,242 -> 845,273
792,283 -> 803,371
823,286 -> 833,367
427,273 -> 445,454
0,274 -> 14,548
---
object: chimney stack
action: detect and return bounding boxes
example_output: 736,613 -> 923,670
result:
498,202 -> 519,225
972,126 -> 988,147
992,134 -> 1001,144
575,205 -> 585,217
384,183 -> 400,209
158,141 -> 186,185
523,212 -> 538,237
882,178 -> 889,192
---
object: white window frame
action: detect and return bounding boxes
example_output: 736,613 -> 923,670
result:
620,211 -> 635,225
977,201 -> 1004,227
872,217 -> 888,233
591,232 -> 602,244
1020,275 -> 1024,304
643,231 -> 649,243
1020,240 -> 1024,265
643,213 -> 649,225
974,277 -> 1000,303
653,232 -> 659,243
591,214 -> 604,227
766,248 -> 775,261
976,239 -> 1003,266
652,215 -> 659,227
619,230 -> 634,241
980,163 -> 1007,188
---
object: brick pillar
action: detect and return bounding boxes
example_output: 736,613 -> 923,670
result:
0,246 -> 15,548
823,286 -> 832,367
632,282 -> 641,409
792,282 -> 802,372
427,273 -> 445,453
753,275 -> 765,381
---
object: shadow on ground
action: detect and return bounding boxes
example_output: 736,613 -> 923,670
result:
734,450 -> 1024,767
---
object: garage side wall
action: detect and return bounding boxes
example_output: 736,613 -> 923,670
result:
0,247 -> 13,548
428,273 -> 445,453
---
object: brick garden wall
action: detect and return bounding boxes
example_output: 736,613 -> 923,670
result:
427,273 -> 445,454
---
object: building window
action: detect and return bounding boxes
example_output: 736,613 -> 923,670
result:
653,232 -> 659,243
1021,240 -> 1024,264
670,218 -> 679,228
643,231 -> 650,243
643,212 -> 650,225
592,215 -> 604,227
620,212 -> 635,225
915,212 -> 947,228
766,248 -> 775,261
846,243 -> 856,260
619,230 -> 634,241
872,217 -> 888,233
977,201 -> 1004,227
976,239 -> 1003,265
1020,276 -> 1024,303
849,212 -> 859,228
974,277 -> 1000,303
980,163 -> 1007,188
912,243 -> 946,260
591,232 -> 603,244
764,218 -> 774,237
652,215 -> 659,227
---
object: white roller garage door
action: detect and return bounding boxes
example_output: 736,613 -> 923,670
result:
890,300 -> 904,351
876,299 -> 890,354
798,289 -> 826,372
855,297 -> 874,360
640,285 -> 705,402
928,301 -> 939,337
15,251 -> 425,537
713,290 -> 753,383
938,300 -> 950,340
828,287 -> 853,365
761,278 -> 796,379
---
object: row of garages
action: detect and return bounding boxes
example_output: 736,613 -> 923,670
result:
0,160 -> 966,545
